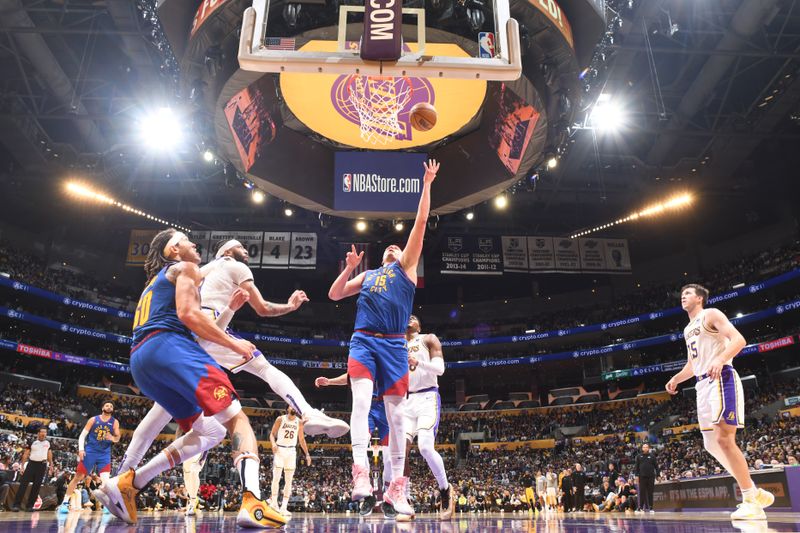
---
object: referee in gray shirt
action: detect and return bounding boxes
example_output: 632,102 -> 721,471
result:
11,427 -> 53,512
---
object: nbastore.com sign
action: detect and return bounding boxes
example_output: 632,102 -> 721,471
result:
334,151 -> 428,213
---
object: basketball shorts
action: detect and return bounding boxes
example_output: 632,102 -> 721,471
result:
131,331 -> 239,431
347,332 -> 408,397
273,447 -> 297,471
546,487 -> 557,499
200,331 -> 269,374
77,450 -> 111,476
525,487 -> 536,505
368,400 -> 390,446
695,365 -> 744,430
404,389 -> 441,440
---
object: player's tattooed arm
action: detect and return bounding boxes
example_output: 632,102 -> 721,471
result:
240,279 -> 309,317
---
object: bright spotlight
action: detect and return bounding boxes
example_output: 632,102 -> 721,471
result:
252,190 -> 265,204
202,150 -> 214,162
590,99 -> 626,133
465,211 -> 475,221
284,207 -> 294,217
394,221 -> 404,232
355,220 -> 367,232
494,194 -> 508,210
139,107 -> 182,150
546,156 -> 558,169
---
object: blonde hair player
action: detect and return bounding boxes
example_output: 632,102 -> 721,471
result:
269,406 -> 310,517
401,314 -> 455,521
666,283 -> 774,520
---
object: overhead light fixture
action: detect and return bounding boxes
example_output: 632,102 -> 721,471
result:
355,220 -> 367,232
252,190 -> 265,204
64,181 -> 190,232
465,211 -> 475,221
202,150 -> 214,162
569,192 -> 694,238
139,107 -> 182,150
393,220 -> 404,232
284,207 -> 294,217
546,156 -> 558,170
590,97 -> 627,133
494,194 -> 508,210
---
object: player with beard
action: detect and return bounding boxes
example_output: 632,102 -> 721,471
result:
329,159 -> 439,518
117,239 -> 348,492
57,402 -> 120,514
402,315 -> 454,520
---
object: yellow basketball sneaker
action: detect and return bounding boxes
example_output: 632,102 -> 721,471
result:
236,491 -> 288,529
731,501 -> 766,520
92,469 -> 139,524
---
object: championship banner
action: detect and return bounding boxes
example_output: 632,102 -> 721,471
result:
334,152 -> 428,213
288,233 -> 318,269
208,231 -> 264,268
261,232 -> 291,269
440,235 -> 502,275
528,236 -> 556,271
501,236 -> 529,273
554,238 -> 580,270
125,230 -> 159,266
578,238 -> 606,270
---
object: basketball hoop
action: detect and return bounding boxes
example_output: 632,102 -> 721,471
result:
346,75 -> 414,145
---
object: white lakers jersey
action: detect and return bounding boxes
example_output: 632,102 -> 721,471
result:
408,333 -> 439,392
276,415 -> 300,448
199,257 -> 254,315
683,309 -> 728,377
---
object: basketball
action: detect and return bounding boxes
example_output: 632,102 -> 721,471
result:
409,103 -> 437,131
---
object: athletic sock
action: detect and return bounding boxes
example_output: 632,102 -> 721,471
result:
237,454 -> 261,499
741,486 -> 757,503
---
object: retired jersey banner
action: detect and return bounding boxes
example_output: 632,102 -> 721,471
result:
441,235 -> 502,275
288,233 -> 317,269
334,151 -> 428,213
125,230 -> 159,266
261,232 -> 291,269
208,231 -> 264,268
190,231 -> 212,264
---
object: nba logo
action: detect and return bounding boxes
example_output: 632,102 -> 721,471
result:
343,173 -> 352,192
478,32 -> 495,58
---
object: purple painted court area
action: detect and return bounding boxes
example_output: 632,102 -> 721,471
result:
3,511 -> 800,532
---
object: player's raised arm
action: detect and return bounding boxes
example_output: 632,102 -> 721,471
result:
171,262 -> 255,360
241,279 -> 309,317
328,245 -> 367,301
400,159 -> 439,278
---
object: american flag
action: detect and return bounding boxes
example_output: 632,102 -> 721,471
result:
264,37 -> 296,51
339,243 -> 372,279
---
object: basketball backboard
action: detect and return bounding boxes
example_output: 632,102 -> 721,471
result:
237,0 -> 522,80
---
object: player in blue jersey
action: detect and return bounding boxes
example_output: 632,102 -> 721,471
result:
93,229 -> 285,528
57,402 -> 120,513
328,159 -> 439,517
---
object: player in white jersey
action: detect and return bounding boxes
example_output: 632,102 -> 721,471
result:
269,407 -> 310,517
666,283 -> 774,520
402,315 -> 455,520
118,241 -> 348,492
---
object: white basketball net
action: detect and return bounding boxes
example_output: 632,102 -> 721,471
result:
347,76 -> 413,145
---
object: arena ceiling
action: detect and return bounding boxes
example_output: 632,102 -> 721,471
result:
0,0 -> 799,237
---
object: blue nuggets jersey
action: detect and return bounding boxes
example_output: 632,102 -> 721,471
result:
354,261 -> 415,334
85,415 -> 115,454
132,265 -> 192,344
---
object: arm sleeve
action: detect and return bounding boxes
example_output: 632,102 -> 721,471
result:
215,306 -> 235,330
415,357 -> 444,376
78,429 -> 89,452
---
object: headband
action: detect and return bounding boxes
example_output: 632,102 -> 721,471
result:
162,232 -> 187,256
216,239 -> 243,259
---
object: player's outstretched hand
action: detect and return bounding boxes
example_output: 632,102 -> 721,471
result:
665,378 -> 678,395
345,244 -> 364,269
228,287 -> 250,311
288,290 -> 309,310
315,377 -> 329,388
231,338 -> 256,361
422,159 -> 440,184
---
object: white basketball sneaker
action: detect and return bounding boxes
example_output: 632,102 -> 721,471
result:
302,409 -> 350,438
755,488 -> 774,509
731,501 -> 766,520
